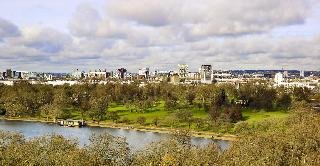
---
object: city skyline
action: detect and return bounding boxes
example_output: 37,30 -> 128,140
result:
1,0 -> 320,72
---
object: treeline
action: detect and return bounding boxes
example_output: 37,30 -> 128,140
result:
0,107 -> 319,166
0,81 -> 317,125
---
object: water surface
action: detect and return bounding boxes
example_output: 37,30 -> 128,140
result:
0,119 -> 229,150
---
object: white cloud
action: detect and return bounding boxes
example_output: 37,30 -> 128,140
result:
0,1 -> 319,72
69,4 -> 102,37
107,0 -> 312,39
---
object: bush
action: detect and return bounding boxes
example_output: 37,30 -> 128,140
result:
120,117 -> 131,124
108,111 -> 120,122
224,106 -> 242,123
152,117 -> 160,126
234,121 -> 251,134
137,116 -> 146,125
0,106 -> 6,116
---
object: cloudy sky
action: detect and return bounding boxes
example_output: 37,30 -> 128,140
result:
0,0 -> 319,72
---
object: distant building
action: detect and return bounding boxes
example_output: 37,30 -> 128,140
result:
199,65 -> 212,83
6,69 -> 12,79
153,70 -> 172,82
118,68 -> 127,79
283,71 -> 289,78
71,69 -> 85,79
170,73 -> 180,84
212,72 -> 232,79
263,73 -> 272,79
178,64 -> 189,79
138,68 -> 150,79
88,69 -> 110,79
187,72 -> 200,80
44,74 -> 53,80
274,72 -> 284,84
300,70 -> 305,78
18,71 -> 32,80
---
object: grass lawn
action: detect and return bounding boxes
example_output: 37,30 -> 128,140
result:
110,101 -> 209,123
68,102 -> 290,128
242,108 -> 289,124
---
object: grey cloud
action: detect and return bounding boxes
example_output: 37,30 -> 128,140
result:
5,27 -> 71,55
69,4 -> 127,39
0,44 -> 46,60
136,35 -> 320,70
0,18 -> 20,39
21,28 -> 71,53
101,40 -> 149,60
107,0 -> 312,39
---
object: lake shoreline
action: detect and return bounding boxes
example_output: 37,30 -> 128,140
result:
0,116 -> 236,141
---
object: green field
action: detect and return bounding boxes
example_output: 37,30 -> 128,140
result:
70,102 -> 289,128
109,102 -> 207,123
242,108 -> 289,123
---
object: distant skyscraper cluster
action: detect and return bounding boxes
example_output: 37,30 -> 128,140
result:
0,65 -> 319,89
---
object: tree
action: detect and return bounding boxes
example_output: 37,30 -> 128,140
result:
223,106 -> 242,123
276,93 -> 292,109
72,84 -> 93,119
222,109 -> 320,166
1,81 -> 40,117
164,96 -> 178,111
209,105 -> 221,122
89,97 -> 108,123
86,132 -> 131,165
40,104 -> 62,121
174,110 -> 193,128
292,87 -> 312,102
132,130 -> 220,166
186,88 -> 196,105
215,89 -> 227,107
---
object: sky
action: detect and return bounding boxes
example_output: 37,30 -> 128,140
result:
0,0 -> 319,72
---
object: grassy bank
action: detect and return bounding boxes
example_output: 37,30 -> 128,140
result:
1,104 -> 290,141
0,116 -> 236,141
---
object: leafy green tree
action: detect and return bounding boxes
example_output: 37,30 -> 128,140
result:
72,84 -> 93,119
40,104 -> 62,121
132,130 -> 220,165
174,109 -> 193,128
223,106 -> 242,123
276,93 -> 292,109
222,109 -> 320,166
89,97 -> 108,123
86,132 -> 131,165
292,87 -> 312,102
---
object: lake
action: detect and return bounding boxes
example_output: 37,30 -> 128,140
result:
0,119 -> 230,150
